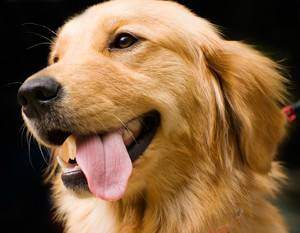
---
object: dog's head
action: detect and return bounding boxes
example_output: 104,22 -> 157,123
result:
18,0 -> 287,201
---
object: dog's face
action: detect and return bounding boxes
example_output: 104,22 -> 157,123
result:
18,0 -> 287,201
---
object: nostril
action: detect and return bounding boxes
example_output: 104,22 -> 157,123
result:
35,86 -> 59,102
34,78 -> 61,103
36,90 -> 47,101
17,76 -> 62,108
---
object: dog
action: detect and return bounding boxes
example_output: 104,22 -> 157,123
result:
18,0 -> 289,232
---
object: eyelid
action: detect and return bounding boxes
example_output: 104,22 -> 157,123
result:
108,31 -> 142,51
110,28 -> 145,42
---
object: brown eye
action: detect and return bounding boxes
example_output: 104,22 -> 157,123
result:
110,33 -> 138,50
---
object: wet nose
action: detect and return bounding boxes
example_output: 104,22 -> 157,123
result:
18,77 -> 61,118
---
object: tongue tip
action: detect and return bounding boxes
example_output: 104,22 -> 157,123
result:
90,181 -> 131,201
94,192 -> 124,202
87,162 -> 133,202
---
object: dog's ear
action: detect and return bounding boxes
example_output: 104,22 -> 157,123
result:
204,41 -> 288,173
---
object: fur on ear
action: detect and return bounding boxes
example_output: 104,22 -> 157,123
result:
204,41 -> 288,173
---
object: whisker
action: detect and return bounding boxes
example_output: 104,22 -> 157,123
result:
37,143 -> 49,165
26,42 -> 51,50
93,112 -> 107,132
19,124 -> 26,147
44,148 -> 58,183
4,81 -> 22,86
110,113 -> 138,145
26,130 -> 36,171
22,22 -> 57,36
25,31 -> 54,43
0,82 -> 23,89
122,109 -> 148,129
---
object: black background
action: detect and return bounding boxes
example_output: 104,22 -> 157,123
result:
0,0 -> 299,233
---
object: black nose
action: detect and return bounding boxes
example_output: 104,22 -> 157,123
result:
18,77 -> 61,118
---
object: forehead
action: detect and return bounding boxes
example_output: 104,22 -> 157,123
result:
52,0 -> 219,62
57,0 -> 192,43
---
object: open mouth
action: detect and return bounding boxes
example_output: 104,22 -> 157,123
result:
53,111 -> 160,200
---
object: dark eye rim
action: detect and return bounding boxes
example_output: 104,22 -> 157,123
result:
108,32 -> 140,51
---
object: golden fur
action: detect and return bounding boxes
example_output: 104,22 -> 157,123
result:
22,0 -> 289,232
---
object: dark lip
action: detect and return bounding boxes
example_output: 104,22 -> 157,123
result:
126,110 -> 160,162
61,170 -> 89,194
45,129 -> 71,145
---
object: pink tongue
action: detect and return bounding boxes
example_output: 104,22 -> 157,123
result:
75,132 -> 132,201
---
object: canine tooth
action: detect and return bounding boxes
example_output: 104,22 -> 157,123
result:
59,135 -> 77,160
64,166 -> 81,174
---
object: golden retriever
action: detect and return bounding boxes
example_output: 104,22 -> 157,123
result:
18,0 -> 289,232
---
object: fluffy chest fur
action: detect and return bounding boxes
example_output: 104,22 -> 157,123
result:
53,164 -> 287,233
54,181 -> 117,233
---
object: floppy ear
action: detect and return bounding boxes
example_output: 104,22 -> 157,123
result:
205,41 -> 288,173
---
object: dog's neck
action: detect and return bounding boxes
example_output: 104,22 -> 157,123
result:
55,164 -> 286,233
112,168 -> 243,233
111,134 -> 243,233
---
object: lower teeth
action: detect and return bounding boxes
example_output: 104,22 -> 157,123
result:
64,166 -> 81,173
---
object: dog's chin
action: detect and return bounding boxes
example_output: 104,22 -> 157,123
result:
26,110 -> 161,198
